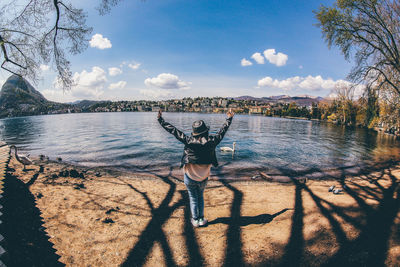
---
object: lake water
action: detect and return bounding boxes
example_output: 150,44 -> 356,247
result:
2,112 -> 400,180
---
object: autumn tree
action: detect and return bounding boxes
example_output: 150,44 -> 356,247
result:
0,0 -> 123,90
315,0 -> 400,96
333,82 -> 358,125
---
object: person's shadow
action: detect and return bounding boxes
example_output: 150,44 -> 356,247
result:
208,208 -> 289,226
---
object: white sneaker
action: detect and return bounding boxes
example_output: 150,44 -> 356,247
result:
198,218 -> 208,227
191,218 -> 200,227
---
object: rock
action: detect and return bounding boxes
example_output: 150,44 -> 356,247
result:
57,157 -> 62,162
73,183 -> 85,190
70,169 -> 79,178
39,165 -> 44,173
102,217 -> 114,224
78,172 -> 85,179
105,208 -> 117,215
329,185 -> 335,192
39,154 -> 45,160
36,193 -> 43,199
95,172 -> 101,177
259,171 -> 273,181
51,174 -> 58,179
59,170 -> 69,177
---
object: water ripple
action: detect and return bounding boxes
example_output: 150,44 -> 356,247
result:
1,112 -> 399,178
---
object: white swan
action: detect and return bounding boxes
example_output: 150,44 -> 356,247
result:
10,145 -> 32,170
220,142 -> 236,153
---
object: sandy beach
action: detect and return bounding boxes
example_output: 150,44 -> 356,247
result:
2,156 -> 400,266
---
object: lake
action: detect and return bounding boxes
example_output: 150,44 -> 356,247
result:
2,112 -> 400,180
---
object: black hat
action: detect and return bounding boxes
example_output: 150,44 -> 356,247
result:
192,120 -> 210,136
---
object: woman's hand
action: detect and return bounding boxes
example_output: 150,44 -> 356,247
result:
227,108 -> 235,118
158,109 -> 162,119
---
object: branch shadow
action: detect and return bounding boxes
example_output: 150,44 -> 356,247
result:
121,168 -> 184,267
217,179 -> 245,267
278,179 -> 304,267
64,158 -> 399,266
258,160 -> 400,266
0,171 -> 64,266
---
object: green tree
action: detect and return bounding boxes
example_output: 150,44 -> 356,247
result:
315,0 -> 400,96
311,102 -> 321,119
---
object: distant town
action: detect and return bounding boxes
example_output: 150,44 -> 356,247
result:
68,95 -> 322,118
1,75 -> 322,119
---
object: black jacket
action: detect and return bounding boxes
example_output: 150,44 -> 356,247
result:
158,116 -> 233,167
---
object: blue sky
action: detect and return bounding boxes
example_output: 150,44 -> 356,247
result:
1,0 -> 353,102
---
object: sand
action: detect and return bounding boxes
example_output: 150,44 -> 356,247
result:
4,156 -> 400,266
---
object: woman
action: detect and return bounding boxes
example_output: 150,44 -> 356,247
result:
157,109 -> 234,227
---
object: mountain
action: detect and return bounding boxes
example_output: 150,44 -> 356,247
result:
0,75 -> 48,107
69,100 -> 107,109
268,95 -> 291,100
233,95 -> 260,101
0,75 -> 68,118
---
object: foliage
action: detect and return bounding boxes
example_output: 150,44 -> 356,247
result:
0,0 -> 123,90
315,0 -> 400,96
327,113 -> 338,123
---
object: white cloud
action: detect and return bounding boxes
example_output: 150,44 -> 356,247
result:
41,89 -> 74,102
108,67 -> 122,76
89,34 -> 112,50
263,49 -> 288,67
258,75 -> 348,91
108,81 -> 127,90
251,52 -> 265,64
128,63 -> 141,70
298,75 -> 336,90
144,73 -> 191,89
241,58 -> 253,66
40,64 -> 50,71
140,89 -> 173,99
56,66 -> 108,99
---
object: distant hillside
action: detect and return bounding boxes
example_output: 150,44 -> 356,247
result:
0,75 -> 69,118
69,100 -> 108,109
233,95 -> 324,106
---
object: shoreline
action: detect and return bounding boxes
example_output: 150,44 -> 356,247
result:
41,156 -> 400,184
4,156 -> 400,266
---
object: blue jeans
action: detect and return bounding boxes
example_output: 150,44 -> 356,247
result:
184,173 -> 208,220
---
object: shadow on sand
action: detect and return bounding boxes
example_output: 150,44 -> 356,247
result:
0,169 -> 64,266
7,158 -> 400,267
119,159 -> 400,266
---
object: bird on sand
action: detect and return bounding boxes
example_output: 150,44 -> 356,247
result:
220,142 -> 236,153
10,145 -> 32,170
329,185 -> 335,192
